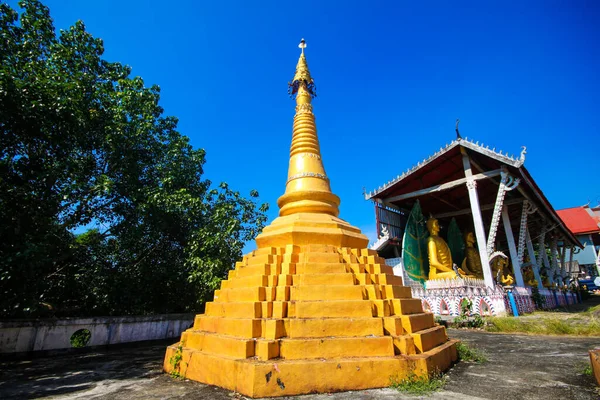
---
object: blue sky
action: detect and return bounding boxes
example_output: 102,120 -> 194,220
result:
12,0 -> 600,245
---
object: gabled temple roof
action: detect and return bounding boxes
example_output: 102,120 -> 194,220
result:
557,206 -> 600,235
364,137 -> 580,247
365,137 -> 526,199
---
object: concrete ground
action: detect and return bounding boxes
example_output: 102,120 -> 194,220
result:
0,330 -> 597,400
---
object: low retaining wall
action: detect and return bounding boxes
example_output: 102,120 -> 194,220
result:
0,313 -> 194,354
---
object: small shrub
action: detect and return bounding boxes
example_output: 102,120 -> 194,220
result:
456,342 -> 488,363
169,342 -> 185,378
390,371 -> 446,395
576,361 -> 593,376
70,329 -> 91,348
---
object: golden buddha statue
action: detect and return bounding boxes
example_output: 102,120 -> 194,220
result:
426,217 -> 472,280
491,255 -> 515,286
461,231 -> 484,279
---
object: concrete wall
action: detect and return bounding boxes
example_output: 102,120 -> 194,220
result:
0,313 -> 194,354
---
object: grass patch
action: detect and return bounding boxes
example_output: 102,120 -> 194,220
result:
390,371 -> 446,396
485,316 -> 600,336
456,341 -> 488,363
576,361 -> 593,376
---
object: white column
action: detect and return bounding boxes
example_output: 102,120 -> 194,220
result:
526,228 -> 544,290
502,206 -> 525,287
462,150 -> 494,288
541,242 -> 554,284
550,237 -> 562,286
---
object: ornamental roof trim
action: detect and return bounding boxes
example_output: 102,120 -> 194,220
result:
364,137 -> 527,200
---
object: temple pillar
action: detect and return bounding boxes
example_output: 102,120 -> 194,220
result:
541,241 -> 554,285
526,228 -> 544,290
550,237 -> 562,286
502,205 -> 524,287
461,149 -> 494,288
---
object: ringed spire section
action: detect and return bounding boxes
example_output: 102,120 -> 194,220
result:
277,39 -> 340,217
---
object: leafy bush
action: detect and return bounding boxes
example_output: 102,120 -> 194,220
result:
0,1 -> 268,318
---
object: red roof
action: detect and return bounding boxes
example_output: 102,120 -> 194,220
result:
557,207 -> 600,235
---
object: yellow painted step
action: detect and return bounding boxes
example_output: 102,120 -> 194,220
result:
287,317 -> 383,338
298,252 -> 341,263
400,313 -> 435,333
205,302 -> 262,318
293,273 -> 355,286
344,263 -> 367,274
295,263 -> 347,274
373,274 -> 403,286
367,264 -> 394,275
214,287 -> 266,302
352,273 -> 375,285
291,285 -> 364,301
255,339 -> 279,360
389,298 -> 424,315
380,285 -> 413,299
411,325 -> 448,353
235,264 -> 271,278
182,330 -> 254,358
246,253 -> 281,265
391,334 -> 417,355
409,339 -> 459,375
250,247 -> 279,256
220,275 -> 268,289
164,347 -> 431,398
279,336 -> 394,359
370,300 -> 391,316
193,316 -> 262,338
294,300 -> 373,318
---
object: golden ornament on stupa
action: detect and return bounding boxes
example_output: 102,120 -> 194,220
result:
163,39 -> 458,398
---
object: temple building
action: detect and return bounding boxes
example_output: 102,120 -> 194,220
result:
164,41 -> 457,397
366,136 -> 581,316
557,205 -> 600,279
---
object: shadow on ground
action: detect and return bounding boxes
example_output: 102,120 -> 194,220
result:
0,330 -> 598,399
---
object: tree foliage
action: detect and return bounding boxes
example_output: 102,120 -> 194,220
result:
0,0 -> 268,318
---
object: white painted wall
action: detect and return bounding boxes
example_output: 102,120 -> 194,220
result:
0,314 -> 193,353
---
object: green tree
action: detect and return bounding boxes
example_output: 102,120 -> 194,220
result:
0,0 -> 268,318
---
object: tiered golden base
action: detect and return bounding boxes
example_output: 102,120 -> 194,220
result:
164,245 -> 457,397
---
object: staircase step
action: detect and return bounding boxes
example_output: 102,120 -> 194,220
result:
291,285 -> 364,301
279,336 -> 394,359
400,313 -> 435,333
294,300 -> 372,318
411,325 -> 448,353
293,273 -> 354,286
287,317 -> 383,338
389,298 -> 424,315
193,315 -> 262,338
295,263 -> 347,274
205,301 -> 262,318
182,330 -> 254,358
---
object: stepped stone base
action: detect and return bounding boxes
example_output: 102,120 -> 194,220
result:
164,244 -> 458,397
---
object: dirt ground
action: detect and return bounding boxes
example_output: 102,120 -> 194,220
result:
0,327 -> 598,400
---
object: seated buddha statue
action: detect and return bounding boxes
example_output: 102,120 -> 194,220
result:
426,217 -> 473,280
491,255 -> 515,286
461,231 -> 484,279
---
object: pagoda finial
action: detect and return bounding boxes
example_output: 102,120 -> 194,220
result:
299,38 -> 306,54
288,38 -> 316,99
276,39 -> 339,217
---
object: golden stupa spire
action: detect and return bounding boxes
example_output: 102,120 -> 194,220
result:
277,39 -> 340,217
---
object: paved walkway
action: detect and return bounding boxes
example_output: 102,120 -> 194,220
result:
0,330 -> 597,399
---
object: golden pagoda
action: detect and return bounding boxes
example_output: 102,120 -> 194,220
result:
164,39 -> 458,397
